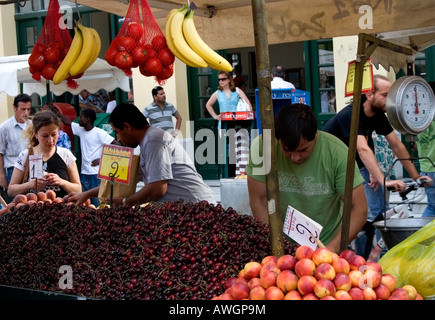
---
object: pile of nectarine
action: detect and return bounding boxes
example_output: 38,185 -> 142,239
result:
0,190 -> 92,215
214,245 -> 423,300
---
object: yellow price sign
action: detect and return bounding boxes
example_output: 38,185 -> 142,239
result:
98,144 -> 134,184
345,59 -> 374,97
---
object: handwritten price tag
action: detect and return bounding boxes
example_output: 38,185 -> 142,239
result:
98,144 -> 134,184
283,205 -> 323,250
345,58 -> 374,97
29,154 -> 43,179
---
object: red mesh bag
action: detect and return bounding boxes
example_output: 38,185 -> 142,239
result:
28,0 -> 72,83
105,0 -> 143,77
139,0 -> 174,85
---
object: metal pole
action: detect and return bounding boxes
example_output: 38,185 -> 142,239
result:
251,0 -> 284,257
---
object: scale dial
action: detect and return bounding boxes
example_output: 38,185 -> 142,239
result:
386,76 -> 435,135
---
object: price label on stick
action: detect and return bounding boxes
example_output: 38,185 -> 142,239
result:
29,154 -> 43,179
98,144 -> 134,185
283,205 -> 323,250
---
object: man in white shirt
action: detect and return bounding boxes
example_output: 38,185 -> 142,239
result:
271,65 -> 296,89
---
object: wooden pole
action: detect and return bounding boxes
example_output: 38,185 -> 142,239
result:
339,33 -> 414,252
251,0 -> 284,257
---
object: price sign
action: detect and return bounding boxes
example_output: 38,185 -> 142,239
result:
98,144 -> 134,184
29,154 -> 43,179
283,205 -> 323,250
345,58 -> 374,97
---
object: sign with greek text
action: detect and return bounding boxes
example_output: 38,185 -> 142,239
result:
29,154 -> 43,179
98,144 -> 134,185
345,59 -> 374,97
283,205 -> 323,250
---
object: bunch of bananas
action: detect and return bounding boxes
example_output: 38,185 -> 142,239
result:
53,22 -> 101,85
165,6 -> 233,72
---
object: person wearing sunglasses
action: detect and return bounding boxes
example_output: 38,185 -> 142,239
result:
206,71 -> 253,177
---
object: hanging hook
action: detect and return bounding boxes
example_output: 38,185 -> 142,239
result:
74,0 -> 81,24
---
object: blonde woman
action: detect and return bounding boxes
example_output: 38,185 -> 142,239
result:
8,110 -> 81,199
206,71 -> 253,176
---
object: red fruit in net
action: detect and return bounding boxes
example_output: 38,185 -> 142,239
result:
115,51 -> 133,70
158,65 -> 173,80
41,63 -> 57,80
151,35 -> 168,51
117,36 -> 136,53
44,46 -> 60,64
131,46 -> 149,66
145,58 -> 163,76
28,53 -> 47,71
158,48 -> 175,67
105,47 -> 119,66
126,22 -> 143,41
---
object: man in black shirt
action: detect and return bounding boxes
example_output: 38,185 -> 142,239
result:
323,74 -> 432,258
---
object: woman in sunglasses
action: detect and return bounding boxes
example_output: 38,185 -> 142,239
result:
206,71 -> 253,177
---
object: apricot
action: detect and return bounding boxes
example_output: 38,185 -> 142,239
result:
26,192 -> 38,202
14,194 -> 27,205
45,189 -> 56,201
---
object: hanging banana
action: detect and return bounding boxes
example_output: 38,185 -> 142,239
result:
182,8 -> 233,72
69,22 -> 101,76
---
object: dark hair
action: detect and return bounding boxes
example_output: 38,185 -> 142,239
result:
152,86 -> 163,97
274,104 -> 317,151
13,93 -> 31,108
234,64 -> 242,73
272,65 -> 286,79
25,110 -> 61,147
109,103 -> 149,130
81,109 -> 96,124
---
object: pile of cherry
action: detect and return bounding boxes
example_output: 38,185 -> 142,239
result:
0,200 -> 297,300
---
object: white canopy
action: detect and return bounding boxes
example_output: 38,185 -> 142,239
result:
0,54 -> 130,97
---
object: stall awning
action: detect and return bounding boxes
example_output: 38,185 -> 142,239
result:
0,55 -> 130,97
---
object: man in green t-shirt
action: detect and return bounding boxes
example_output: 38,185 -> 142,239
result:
246,104 -> 367,253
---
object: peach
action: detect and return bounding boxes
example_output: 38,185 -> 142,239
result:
261,255 -> 278,266
348,254 -> 366,272
312,247 -> 333,266
26,192 -> 38,202
348,287 -> 365,300
381,273 -> 397,292
276,270 -> 298,293
320,295 -> 336,300
45,189 -> 56,201
14,194 -> 27,205
247,277 -> 262,290
265,286 -> 284,300
331,252 -> 340,264
295,245 -> 314,260
362,287 -> 377,300
243,261 -> 262,280
302,293 -> 319,300
365,261 -> 382,274
230,282 -> 250,300
37,191 -> 47,202
314,262 -> 336,280
277,254 -> 296,271
361,269 -> 381,289
52,197 -> 63,203
334,289 -> 353,300
224,277 -> 238,290
402,285 -> 417,300
219,293 -> 234,300
388,288 -> 409,300
374,283 -> 391,300
249,285 -> 266,300
295,258 -> 316,277
259,263 -> 280,278
259,269 -> 278,289
415,294 -> 423,300
332,257 -> 350,274
339,249 -> 356,261
333,273 -> 352,292
284,290 -> 302,300
348,270 -> 364,288
297,275 -> 317,296
314,279 -> 336,298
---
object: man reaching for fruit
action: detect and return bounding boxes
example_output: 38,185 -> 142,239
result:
65,103 -> 215,207
246,104 -> 367,253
